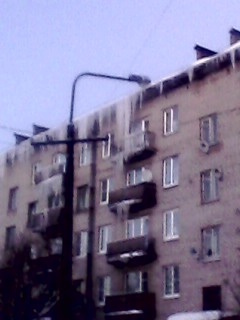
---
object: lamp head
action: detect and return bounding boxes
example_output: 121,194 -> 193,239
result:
128,74 -> 151,86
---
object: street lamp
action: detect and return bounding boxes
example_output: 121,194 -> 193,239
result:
59,72 -> 151,320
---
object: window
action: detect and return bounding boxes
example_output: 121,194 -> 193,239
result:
48,193 -> 63,209
126,216 -> 148,239
163,209 -> 180,241
53,153 -> 66,172
77,185 -> 89,211
76,231 -> 88,258
164,265 -> 180,297
8,187 -> 18,212
129,119 -> 149,134
28,201 -> 37,216
126,167 -> 145,186
98,225 -> 112,254
97,276 -> 111,305
163,156 -> 179,188
80,143 -> 91,166
201,169 -> 219,203
200,114 -> 217,145
202,226 -> 220,260
100,178 -> 112,204
28,201 -> 38,226
102,133 -> 112,158
125,271 -> 148,293
5,226 -> 16,250
163,105 -> 179,135
50,237 -> 62,255
75,279 -> 86,295
32,162 -> 42,184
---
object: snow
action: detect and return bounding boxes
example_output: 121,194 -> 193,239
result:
167,311 -> 222,320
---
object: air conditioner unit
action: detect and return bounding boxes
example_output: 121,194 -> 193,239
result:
199,140 -> 210,154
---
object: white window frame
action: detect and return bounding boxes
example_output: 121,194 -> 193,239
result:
164,265 -> 180,298
5,226 -> 16,250
125,271 -> 144,293
130,119 -> 149,134
32,162 -> 42,184
97,276 -> 111,305
200,114 -> 217,145
76,231 -> 88,258
102,133 -> 111,159
50,237 -> 62,255
100,178 -> 110,204
126,167 -> 145,186
77,185 -> 89,211
163,105 -> 179,135
98,225 -> 112,254
48,193 -> 63,209
126,216 -> 148,239
201,169 -> 219,203
163,209 -> 180,241
8,187 -> 18,212
163,156 -> 179,188
80,143 -> 91,166
202,226 -> 220,260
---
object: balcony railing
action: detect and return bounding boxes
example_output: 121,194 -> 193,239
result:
106,236 -> 157,268
28,212 -> 48,232
33,163 -> 65,184
124,131 -> 156,163
105,292 -> 156,320
28,207 -> 62,236
108,182 -> 157,215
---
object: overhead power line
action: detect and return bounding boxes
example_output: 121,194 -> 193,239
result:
128,0 -> 174,70
0,124 -> 32,135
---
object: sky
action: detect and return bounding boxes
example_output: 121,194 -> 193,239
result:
1,0 -> 240,152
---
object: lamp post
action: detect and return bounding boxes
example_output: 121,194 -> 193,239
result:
55,72 -> 151,320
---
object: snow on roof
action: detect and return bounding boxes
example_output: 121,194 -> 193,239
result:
167,311 -> 222,320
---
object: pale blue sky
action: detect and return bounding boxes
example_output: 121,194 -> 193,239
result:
1,0 -> 240,151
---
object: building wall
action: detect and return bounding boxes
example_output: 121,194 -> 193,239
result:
1,46 -> 240,320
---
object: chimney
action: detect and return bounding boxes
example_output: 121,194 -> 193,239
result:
32,124 -> 49,135
194,44 -> 217,60
229,28 -> 240,45
14,133 -> 30,145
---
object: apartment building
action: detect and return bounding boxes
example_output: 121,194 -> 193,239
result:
1,28 -> 240,320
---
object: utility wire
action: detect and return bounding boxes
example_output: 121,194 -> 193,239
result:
105,0 -> 174,105
0,124 -> 32,135
128,0 -> 174,71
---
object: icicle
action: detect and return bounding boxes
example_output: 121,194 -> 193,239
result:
230,48 -> 236,68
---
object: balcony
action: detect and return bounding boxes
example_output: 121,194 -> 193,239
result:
29,253 -> 61,276
45,208 -> 62,237
124,131 -> 156,164
106,236 -> 157,268
105,292 -> 156,320
34,163 -> 65,184
108,182 -> 156,215
28,208 -> 62,236
28,212 -> 48,232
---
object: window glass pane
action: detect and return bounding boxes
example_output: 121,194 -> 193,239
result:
126,272 -> 141,293
135,168 -> 143,184
173,211 -> 180,237
165,213 -> 172,237
174,266 -> 180,294
134,218 -> 142,237
172,106 -> 179,132
165,267 -> 172,295
142,217 -> 149,236
173,157 -> 179,184
164,159 -> 171,185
